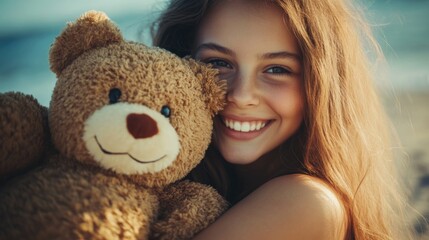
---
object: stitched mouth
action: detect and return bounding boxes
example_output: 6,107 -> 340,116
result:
94,136 -> 166,164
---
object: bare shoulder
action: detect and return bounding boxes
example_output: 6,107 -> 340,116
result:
266,174 -> 345,214
272,175 -> 346,228
193,174 -> 347,240
255,174 -> 347,239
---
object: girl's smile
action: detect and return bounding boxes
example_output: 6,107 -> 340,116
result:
217,115 -> 272,140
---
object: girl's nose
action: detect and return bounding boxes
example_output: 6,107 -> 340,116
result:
226,72 -> 259,108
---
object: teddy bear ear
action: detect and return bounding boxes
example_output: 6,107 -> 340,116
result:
49,11 -> 124,76
184,57 -> 227,116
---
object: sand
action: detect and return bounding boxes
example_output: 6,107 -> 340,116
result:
382,90 -> 429,239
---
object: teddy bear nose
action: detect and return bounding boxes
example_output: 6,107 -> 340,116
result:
126,113 -> 158,139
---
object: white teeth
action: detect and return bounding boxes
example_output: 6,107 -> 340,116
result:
241,122 -> 250,132
233,121 -> 241,131
223,118 -> 268,132
256,122 -> 262,130
250,122 -> 256,131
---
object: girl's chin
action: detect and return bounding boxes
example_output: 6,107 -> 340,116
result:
215,139 -> 264,164
219,150 -> 261,165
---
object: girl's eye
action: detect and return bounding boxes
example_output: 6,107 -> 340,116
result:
265,66 -> 292,75
207,59 -> 232,69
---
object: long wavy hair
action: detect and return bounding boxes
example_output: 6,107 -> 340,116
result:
151,0 -> 411,239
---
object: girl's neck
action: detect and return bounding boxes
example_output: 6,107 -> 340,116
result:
229,142 -> 305,203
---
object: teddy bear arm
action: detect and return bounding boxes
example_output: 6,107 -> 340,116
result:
150,180 -> 228,240
0,92 -> 50,181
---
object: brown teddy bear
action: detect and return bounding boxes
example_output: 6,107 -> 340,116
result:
0,11 -> 227,240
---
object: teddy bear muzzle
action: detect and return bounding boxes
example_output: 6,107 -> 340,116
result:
83,103 -> 180,175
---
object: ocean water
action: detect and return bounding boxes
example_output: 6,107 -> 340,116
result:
0,0 -> 428,107
0,0 -> 161,106
366,0 -> 429,91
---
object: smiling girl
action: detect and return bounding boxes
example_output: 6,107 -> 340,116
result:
152,0 -> 411,239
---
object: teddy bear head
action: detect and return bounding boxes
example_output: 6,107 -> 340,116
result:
48,11 -> 225,187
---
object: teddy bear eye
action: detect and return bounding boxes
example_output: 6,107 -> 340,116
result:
160,105 -> 171,118
109,88 -> 121,104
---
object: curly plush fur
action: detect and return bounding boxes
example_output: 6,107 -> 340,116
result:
0,93 -> 49,180
0,11 -> 227,240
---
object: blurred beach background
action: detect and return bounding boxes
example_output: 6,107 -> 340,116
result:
0,0 -> 428,238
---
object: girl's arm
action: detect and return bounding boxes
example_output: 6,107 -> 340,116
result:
193,174 -> 347,240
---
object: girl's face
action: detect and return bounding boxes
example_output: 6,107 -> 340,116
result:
195,0 -> 304,164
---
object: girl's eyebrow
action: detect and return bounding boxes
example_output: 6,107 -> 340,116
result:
194,43 -> 235,57
261,51 -> 302,62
